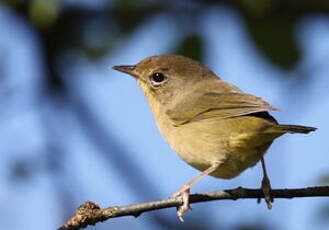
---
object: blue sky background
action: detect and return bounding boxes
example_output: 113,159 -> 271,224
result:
0,2 -> 328,230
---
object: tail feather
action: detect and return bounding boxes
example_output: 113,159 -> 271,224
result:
276,124 -> 317,134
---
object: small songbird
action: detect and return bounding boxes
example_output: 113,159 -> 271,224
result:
112,54 -> 316,221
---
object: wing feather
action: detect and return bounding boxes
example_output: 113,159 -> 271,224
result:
166,92 -> 279,126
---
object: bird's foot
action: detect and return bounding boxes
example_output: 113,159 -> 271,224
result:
172,184 -> 191,222
260,175 -> 273,209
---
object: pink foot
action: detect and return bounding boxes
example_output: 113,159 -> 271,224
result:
172,184 -> 191,222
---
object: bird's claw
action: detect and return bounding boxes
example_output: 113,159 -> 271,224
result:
172,185 -> 191,222
261,176 -> 273,209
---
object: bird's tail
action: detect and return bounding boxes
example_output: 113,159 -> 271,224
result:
275,124 -> 317,134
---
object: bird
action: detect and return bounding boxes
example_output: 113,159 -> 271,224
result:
112,54 -> 316,221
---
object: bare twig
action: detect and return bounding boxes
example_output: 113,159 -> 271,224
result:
58,186 -> 329,230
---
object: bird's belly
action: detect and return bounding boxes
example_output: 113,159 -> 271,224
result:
178,142 -> 267,179
164,119 -> 273,179
209,147 -> 266,179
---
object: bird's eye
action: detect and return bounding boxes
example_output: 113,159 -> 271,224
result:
149,72 -> 167,87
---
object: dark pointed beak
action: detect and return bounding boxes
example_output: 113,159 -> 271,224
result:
112,65 -> 137,78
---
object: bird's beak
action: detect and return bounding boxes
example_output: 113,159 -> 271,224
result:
112,65 -> 138,78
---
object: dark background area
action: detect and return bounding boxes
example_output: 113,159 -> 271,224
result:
0,0 -> 328,230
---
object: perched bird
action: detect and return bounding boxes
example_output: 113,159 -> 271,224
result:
112,54 -> 316,221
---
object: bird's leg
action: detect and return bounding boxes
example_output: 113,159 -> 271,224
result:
172,162 -> 221,222
259,156 -> 273,209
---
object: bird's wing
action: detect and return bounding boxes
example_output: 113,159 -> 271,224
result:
166,92 -> 279,126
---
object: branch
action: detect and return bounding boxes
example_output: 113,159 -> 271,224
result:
58,186 -> 329,230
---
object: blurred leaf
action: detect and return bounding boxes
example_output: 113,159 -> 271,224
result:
113,5 -> 152,35
174,34 -> 204,62
245,14 -> 300,69
114,0 -> 142,8
29,0 -> 62,29
239,0 -> 279,17
1,0 -> 25,7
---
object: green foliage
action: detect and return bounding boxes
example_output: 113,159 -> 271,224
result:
174,34 -> 204,62
245,14 -> 300,69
